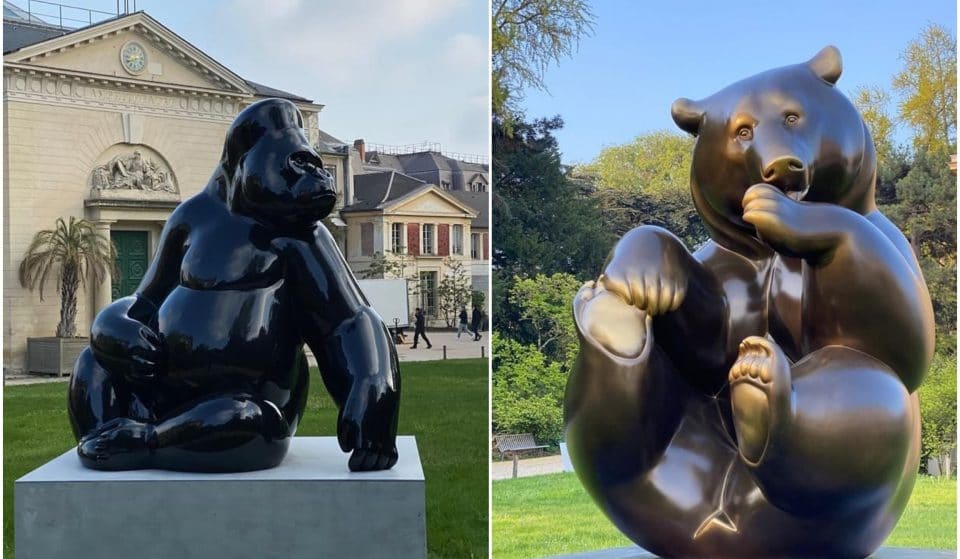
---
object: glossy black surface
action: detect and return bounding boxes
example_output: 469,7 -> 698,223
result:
69,98 -> 400,473
565,47 -> 935,558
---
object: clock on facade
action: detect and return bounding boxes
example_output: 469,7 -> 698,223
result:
120,41 -> 147,74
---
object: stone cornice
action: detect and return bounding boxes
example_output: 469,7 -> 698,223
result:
4,62 -> 250,99
85,198 -> 180,210
4,68 -> 244,122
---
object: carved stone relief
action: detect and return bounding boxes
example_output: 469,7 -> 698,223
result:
90,151 -> 177,193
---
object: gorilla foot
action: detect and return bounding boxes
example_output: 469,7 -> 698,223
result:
77,418 -> 156,471
729,336 -> 792,465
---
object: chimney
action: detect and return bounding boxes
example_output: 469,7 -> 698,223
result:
354,139 -> 366,162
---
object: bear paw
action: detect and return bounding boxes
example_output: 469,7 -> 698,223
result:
729,336 -> 792,465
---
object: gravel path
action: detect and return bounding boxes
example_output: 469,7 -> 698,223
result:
491,454 -> 564,480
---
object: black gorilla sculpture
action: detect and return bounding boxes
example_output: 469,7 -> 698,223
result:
69,98 -> 400,473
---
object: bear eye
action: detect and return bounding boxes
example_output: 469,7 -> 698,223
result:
785,114 -> 800,126
736,126 -> 753,140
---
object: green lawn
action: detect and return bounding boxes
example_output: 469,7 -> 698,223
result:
493,472 -> 956,558
4,358 -> 489,559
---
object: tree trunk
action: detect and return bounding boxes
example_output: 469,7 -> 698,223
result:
57,263 -> 79,338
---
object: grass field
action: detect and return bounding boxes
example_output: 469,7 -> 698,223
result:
4,358 -> 489,559
492,472 -> 957,558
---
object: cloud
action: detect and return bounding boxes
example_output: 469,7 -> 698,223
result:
203,0 -> 487,154
218,0 -> 467,81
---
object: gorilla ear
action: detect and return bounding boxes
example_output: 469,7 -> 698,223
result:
807,45 -> 842,85
671,98 -> 704,136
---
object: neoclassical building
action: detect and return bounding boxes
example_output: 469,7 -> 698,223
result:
3,6 -> 489,372
342,142 -> 490,324
3,9 -> 343,372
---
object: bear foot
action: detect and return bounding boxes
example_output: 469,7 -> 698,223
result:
77,418 -> 156,470
729,336 -> 792,465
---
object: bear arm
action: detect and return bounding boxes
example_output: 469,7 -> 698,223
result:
802,208 -> 935,392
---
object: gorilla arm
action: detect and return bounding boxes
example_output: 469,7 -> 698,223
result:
89,201 -> 192,383
743,184 -> 934,391
290,225 -> 400,472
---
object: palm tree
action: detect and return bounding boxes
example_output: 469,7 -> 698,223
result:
19,217 -> 117,338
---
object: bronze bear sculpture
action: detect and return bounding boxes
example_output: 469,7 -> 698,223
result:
69,98 -> 400,473
564,46 -> 935,558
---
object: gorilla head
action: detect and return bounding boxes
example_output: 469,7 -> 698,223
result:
219,98 -> 336,228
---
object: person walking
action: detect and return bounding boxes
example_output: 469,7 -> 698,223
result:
457,306 -> 469,339
411,307 -> 432,349
470,305 -> 483,341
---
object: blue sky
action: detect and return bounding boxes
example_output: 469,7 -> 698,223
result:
20,0 -> 489,156
520,0 -> 958,164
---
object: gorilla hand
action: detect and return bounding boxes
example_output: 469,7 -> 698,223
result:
337,376 -> 399,472
600,225 -> 689,316
90,296 -> 164,384
575,281 -> 651,359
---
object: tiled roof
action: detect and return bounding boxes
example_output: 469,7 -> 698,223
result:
447,190 -> 488,229
342,171 -> 427,212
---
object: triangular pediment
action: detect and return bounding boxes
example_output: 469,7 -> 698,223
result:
388,185 -> 478,217
4,12 -> 251,94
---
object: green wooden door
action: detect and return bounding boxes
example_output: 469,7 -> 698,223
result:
111,230 -> 149,300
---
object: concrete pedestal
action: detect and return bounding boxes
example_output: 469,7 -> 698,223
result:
15,436 -> 425,559
542,546 -> 955,559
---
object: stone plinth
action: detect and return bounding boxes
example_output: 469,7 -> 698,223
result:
541,546 -> 955,559
15,436 -> 425,559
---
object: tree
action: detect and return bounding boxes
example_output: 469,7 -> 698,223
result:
436,259 -> 473,327
893,23 -> 957,154
576,131 -> 694,195
19,217 -> 116,338
574,131 -> 707,248
492,333 -> 568,446
493,116 -> 612,337
493,116 -> 611,278
492,0 -> 594,121
919,351 -> 957,476
852,85 -> 897,171
508,272 -> 581,363
884,147 -> 957,335
358,251 -> 403,279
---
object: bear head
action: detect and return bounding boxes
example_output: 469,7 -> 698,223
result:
219,98 -> 336,229
671,46 -> 877,258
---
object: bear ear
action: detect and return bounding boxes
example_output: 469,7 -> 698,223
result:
671,98 -> 704,136
806,45 -> 842,85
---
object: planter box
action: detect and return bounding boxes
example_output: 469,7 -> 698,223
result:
26,337 -> 88,376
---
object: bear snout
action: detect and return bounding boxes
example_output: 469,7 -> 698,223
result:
762,156 -> 808,192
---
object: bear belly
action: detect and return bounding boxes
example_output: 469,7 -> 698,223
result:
157,281 -> 300,390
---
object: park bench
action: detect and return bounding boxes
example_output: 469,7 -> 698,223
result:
493,433 -> 548,478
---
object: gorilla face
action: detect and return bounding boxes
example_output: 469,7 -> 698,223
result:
221,98 -> 337,229
237,128 -> 337,225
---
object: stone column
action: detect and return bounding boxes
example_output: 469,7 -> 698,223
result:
94,220 -> 114,313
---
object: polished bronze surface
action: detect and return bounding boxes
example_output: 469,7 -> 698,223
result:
564,46 -> 935,558
69,98 -> 400,473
